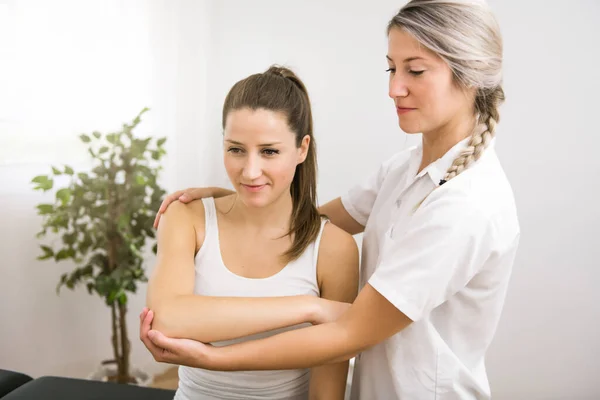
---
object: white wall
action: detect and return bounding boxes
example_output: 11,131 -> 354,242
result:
481,1 -> 600,399
1,1 -> 599,399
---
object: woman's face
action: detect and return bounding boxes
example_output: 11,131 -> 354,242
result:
386,27 -> 474,136
223,107 -> 309,209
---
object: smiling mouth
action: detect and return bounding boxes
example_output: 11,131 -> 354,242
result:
241,184 -> 267,192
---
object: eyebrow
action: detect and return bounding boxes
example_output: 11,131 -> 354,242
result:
225,139 -> 282,146
386,55 -> 425,63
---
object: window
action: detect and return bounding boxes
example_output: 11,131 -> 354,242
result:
0,0 -> 155,166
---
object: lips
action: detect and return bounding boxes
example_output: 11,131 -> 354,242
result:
396,106 -> 416,115
241,184 -> 267,192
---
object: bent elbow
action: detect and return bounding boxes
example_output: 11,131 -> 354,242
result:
146,296 -> 212,341
147,300 -> 182,338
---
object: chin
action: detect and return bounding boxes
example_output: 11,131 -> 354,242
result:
237,188 -> 277,209
236,182 -> 292,209
398,120 -> 422,134
238,193 -> 268,208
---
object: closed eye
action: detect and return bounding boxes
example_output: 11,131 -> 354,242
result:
262,148 -> 279,156
227,147 -> 244,154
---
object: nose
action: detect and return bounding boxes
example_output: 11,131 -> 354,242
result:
241,154 -> 263,181
388,74 -> 409,99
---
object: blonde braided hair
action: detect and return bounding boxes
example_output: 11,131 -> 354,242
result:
387,0 -> 505,210
411,88 -> 504,213
441,86 -> 504,184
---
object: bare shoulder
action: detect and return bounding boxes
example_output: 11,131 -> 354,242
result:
316,221 -> 360,301
319,221 -> 359,258
158,199 -> 206,250
160,199 -> 204,228
185,198 -> 206,225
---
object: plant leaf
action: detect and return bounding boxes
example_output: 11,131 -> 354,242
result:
55,248 -> 71,261
56,273 -> 68,294
86,282 -> 95,294
56,188 -> 72,204
106,133 -> 119,145
36,204 -> 54,215
37,245 -> 54,260
31,175 -> 48,184
31,175 -> 53,191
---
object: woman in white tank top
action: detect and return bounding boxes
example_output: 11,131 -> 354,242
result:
143,66 -> 359,400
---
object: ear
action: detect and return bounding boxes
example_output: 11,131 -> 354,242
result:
297,135 -> 310,164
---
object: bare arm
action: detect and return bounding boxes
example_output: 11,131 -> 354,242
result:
204,284 -> 411,370
146,201 -> 321,343
142,284 -> 411,370
309,224 -> 360,400
319,197 -> 364,235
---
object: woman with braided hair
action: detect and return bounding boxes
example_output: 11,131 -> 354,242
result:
141,1 -> 520,398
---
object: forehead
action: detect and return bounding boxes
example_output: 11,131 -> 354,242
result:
224,108 -> 293,140
387,27 -> 438,62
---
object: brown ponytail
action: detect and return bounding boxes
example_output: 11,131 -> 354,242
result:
222,65 -> 321,262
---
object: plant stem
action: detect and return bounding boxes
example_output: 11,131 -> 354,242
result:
110,302 -> 121,376
118,303 -> 131,383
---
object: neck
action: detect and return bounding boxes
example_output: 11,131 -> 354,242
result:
229,191 -> 294,231
419,114 -> 476,173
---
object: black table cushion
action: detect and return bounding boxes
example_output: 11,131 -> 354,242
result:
0,369 -> 33,398
2,376 -> 175,400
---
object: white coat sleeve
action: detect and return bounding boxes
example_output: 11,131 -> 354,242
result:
340,153 -> 403,226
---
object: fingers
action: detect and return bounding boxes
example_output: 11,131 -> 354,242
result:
177,192 -> 197,204
139,307 -> 148,322
153,192 -> 182,228
148,329 -> 172,349
177,188 -> 205,204
159,190 -> 185,213
140,310 -> 165,361
153,213 -> 161,230
146,329 -> 179,364
183,188 -> 204,202
139,309 -> 152,344
153,189 -> 193,229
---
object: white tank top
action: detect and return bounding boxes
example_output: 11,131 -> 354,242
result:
175,197 -> 327,400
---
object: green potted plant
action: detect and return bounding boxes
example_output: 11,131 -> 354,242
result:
31,108 -> 167,385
